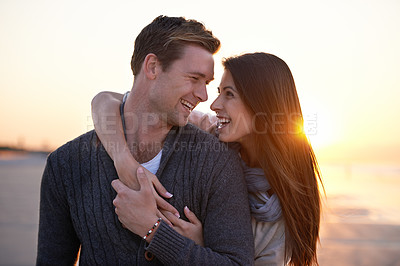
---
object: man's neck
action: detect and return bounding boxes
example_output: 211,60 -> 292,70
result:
123,90 -> 172,163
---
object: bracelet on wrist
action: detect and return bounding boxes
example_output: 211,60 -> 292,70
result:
143,218 -> 162,240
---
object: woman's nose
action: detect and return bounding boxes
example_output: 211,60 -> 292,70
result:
210,94 -> 222,112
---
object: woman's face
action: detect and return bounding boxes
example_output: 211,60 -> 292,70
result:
210,70 -> 254,143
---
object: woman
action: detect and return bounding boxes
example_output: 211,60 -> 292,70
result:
92,53 -> 323,265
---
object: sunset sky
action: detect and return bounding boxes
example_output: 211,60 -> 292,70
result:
1,0 -> 399,164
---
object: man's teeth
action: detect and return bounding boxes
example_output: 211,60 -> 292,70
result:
180,99 -> 194,111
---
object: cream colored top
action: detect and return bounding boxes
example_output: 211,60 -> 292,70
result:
253,217 -> 286,266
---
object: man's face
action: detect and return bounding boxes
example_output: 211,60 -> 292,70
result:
149,44 -> 214,127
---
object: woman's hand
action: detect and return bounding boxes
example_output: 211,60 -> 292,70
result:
161,206 -> 204,246
112,167 -> 160,241
113,150 -> 180,224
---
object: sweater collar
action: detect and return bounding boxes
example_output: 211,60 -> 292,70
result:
155,126 -> 183,177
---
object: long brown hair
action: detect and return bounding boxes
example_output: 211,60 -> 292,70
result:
224,53 -> 323,266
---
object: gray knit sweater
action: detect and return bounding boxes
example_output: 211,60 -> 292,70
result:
36,124 -> 254,265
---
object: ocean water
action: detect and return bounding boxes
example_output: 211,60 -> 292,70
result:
320,162 -> 400,225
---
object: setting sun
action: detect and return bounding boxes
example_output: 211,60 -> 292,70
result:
303,109 -> 338,149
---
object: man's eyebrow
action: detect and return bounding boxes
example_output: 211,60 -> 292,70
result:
187,72 -> 214,82
187,72 -> 206,78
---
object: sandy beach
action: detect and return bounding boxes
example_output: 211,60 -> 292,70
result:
0,152 -> 45,266
318,222 -> 400,266
1,153 -> 399,265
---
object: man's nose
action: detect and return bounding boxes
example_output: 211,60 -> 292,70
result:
194,83 -> 208,102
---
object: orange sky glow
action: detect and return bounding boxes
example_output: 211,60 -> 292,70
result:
1,0 -> 399,165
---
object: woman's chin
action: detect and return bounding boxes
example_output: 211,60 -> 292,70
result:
218,133 -> 234,143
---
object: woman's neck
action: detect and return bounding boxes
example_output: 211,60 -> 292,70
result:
239,137 -> 261,168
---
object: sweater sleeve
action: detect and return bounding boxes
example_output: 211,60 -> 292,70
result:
146,151 -> 254,266
36,152 -> 80,265
188,110 -> 217,134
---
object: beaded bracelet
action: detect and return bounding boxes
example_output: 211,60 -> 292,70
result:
143,218 -> 162,240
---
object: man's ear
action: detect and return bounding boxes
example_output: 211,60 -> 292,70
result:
142,53 -> 159,80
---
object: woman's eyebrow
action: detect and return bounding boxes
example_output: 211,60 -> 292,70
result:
221,86 -> 237,92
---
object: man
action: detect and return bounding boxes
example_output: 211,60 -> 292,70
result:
37,16 -> 254,265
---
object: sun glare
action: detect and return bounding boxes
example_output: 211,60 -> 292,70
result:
302,109 -> 337,149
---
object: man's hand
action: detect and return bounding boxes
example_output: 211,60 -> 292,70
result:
113,152 -> 180,224
112,167 -> 160,241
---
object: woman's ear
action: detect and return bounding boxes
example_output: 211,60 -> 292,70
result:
142,53 -> 159,80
